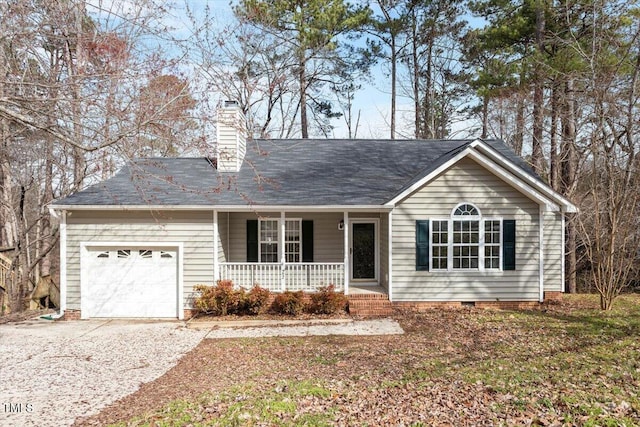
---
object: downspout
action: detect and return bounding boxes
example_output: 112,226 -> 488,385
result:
388,210 -> 393,302
539,205 -> 545,302
561,211 -> 566,293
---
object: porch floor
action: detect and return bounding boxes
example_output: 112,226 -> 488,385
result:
348,285 -> 388,296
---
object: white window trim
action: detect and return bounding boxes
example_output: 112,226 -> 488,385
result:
430,219 -> 449,272
428,204 -> 503,272
258,218 -> 302,263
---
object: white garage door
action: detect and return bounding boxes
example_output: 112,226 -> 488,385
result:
86,247 -> 178,318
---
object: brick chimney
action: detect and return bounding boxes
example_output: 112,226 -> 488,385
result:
216,101 -> 246,173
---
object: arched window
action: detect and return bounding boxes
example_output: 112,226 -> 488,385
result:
451,204 -> 480,269
426,203 -> 503,271
453,203 -> 479,216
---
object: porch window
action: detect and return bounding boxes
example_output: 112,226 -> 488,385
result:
259,220 -> 278,262
258,219 -> 302,263
285,219 -> 301,262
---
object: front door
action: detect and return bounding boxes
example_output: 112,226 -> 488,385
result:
351,221 -> 377,282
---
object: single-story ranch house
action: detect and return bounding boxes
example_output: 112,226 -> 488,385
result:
50,103 -> 577,319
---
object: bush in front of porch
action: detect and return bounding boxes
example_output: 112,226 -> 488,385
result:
193,281 -> 348,317
194,281 -> 270,316
309,285 -> 348,315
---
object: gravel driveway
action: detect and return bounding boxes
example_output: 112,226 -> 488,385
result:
0,319 -> 207,427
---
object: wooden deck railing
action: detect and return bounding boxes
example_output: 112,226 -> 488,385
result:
219,262 -> 345,292
0,253 -> 11,292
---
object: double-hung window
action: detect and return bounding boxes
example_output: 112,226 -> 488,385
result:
258,219 -> 302,263
259,220 -> 278,262
431,203 -> 502,271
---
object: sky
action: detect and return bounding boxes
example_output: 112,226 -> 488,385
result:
164,0 -> 421,139
88,0 -> 476,140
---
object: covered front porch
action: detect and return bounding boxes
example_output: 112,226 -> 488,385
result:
212,210 -> 391,295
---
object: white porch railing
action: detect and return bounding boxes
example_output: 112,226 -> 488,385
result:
219,262 -> 345,293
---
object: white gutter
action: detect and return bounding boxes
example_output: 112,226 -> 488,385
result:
48,204 -> 393,213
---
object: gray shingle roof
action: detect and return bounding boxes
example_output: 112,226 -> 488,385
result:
53,139 -> 538,207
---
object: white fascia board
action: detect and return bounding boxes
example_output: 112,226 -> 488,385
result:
50,204 -> 393,212
387,147 -> 473,205
472,141 -> 578,212
466,151 -> 561,212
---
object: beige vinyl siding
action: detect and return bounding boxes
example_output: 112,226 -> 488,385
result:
217,212 -> 228,263
226,212 -> 344,263
392,157 -> 541,302
543,211 -> 563,291
380,212 -> 389,289
65,210 -> 214,310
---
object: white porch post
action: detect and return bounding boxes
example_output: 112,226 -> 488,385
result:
280,211 -> 286,291
343,211 -> 349,295
213,210 -> 219,282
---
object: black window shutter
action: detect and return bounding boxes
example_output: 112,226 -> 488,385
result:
503,219 -> 516,270
416,220 -> 430,271
302,220 -> 314,262
246,220 -> 258,262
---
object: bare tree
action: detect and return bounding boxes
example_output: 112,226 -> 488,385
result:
574,0 -> 640,309
0,0 -> 190,312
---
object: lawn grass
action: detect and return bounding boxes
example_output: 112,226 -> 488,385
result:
103,294 -> 640,426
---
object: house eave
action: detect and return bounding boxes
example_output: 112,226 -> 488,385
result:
48,204 -> 393,213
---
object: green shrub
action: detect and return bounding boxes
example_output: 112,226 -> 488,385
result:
194,280 -> 244,316
272,290 -> 305,316
309,284 -> 348,314
243,285 -> 271,315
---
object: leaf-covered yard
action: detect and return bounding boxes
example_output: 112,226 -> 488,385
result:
76,295 -> 640,426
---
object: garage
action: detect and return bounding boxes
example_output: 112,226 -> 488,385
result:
83,246 -> 179,318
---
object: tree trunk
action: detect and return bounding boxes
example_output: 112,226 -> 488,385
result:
531,0 -> 546,174
411,13 -> 420,138
299,54 -> 308,139
481,94 -> 489,139
561,78 -> 578,293
390,34 -> 396,140
549,81 -> 559,190
423,34 -> 434,139
514,92 -> 525,156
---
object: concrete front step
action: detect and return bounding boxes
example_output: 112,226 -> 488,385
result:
348,294 -> 394,317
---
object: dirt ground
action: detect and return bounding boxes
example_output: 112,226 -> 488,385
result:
74,297 -> 640,426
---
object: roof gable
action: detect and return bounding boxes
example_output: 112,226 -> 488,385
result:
387,140 -> 577,212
